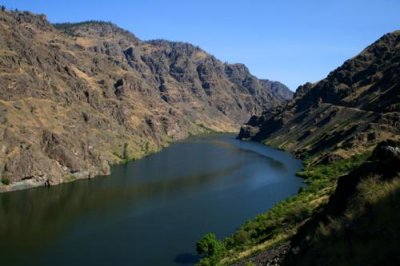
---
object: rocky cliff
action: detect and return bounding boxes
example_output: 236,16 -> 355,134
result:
0,10 -> 290,192
239,30 -> 400,163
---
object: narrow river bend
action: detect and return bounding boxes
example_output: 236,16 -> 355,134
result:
0,134 -> 303,266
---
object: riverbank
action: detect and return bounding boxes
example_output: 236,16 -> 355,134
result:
196,151 -> 370,265
0,128 -> 226,194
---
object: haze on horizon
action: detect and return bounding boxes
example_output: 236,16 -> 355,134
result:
2,0 -> 400,91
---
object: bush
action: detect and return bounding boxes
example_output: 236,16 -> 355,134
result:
234,229 -> 250,245
1,176 -> 10,185
196,233 -> 225,258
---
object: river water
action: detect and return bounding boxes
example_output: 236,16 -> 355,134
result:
0,134 -> 303,265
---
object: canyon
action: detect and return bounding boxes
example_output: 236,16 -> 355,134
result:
0,10 -> 291,192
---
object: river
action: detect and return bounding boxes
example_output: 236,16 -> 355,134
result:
0,134 -> 303,265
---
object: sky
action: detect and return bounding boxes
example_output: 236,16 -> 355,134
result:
2,0 -> 400,91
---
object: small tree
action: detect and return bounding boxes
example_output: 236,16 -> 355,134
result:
196,233 -> 224,258
1,5 -> 5,12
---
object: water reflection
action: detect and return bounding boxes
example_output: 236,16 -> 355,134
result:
0,162 -> 245,250
198,138 -> 286,170
0,134 -> 303,266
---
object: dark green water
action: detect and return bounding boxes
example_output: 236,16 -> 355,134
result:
0,134 -> 303,266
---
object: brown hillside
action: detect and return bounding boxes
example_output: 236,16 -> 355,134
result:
0,10 -> 290,191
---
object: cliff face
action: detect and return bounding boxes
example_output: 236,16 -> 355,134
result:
0,11 -> 290,192
239,30 -> 400,162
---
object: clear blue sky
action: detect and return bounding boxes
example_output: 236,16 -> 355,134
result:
2,0 -> 400,90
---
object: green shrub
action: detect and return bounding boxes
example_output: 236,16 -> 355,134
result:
1,176 -> 10,185
234,230 -> 250,245
196,233 -> 225,258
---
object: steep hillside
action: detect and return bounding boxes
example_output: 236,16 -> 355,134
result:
284,140 -> 400,266
196,31 -> 400,266
0,10 -> 289,192
239,30 -> 400,163
212,142 -> 399,266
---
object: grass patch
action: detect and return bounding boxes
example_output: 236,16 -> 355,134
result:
296,152 -> 371,194
67,175 -> 76,182
292,174 -> 400,266
196,123 -> 218,134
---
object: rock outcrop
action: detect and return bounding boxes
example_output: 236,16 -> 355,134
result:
0,10 -> 290,192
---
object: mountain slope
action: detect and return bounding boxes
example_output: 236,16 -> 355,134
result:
284,140 -> 400,266
0,10 -> 289,192
239,30 -> 400,163
259,79 -> 293,101
202,31 -> 400,265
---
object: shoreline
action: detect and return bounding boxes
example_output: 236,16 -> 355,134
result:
197,148 -> 370,265
0,131 -> 237,194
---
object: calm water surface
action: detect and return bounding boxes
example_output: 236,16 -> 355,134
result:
0,134 -> 303,265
